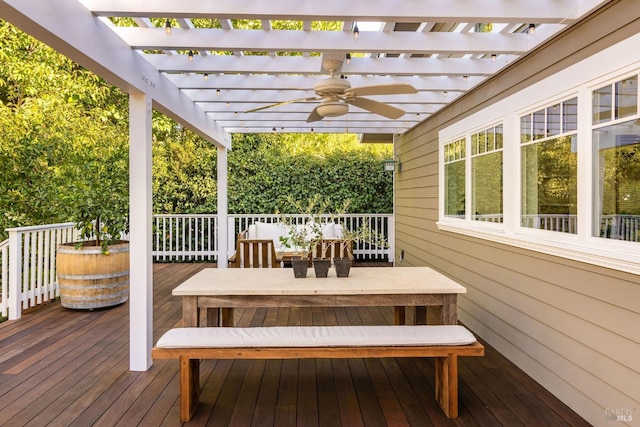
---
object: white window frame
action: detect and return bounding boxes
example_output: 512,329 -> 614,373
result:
438,33 -> 640,275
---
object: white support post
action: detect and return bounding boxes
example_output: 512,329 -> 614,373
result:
129,92 -> 153,371
217,147 -> 229,268
8,229 -> 22,320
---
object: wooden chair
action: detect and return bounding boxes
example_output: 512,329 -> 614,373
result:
219,238 -> 283,326
313,239 -> 353,263
233,239 -> 283,268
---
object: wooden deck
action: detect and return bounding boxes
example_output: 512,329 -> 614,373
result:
0,263 -> 590,427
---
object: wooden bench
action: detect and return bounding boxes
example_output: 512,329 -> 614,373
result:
152,325 -> 485,422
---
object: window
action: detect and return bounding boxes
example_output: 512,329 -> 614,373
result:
472,125 -> 503,222
444,138 -> 466,218
592,76 -> 640,242
438,36 -> 640,274
520,98 -> 578,233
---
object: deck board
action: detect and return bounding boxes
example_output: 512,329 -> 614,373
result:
0,263 -> 592,426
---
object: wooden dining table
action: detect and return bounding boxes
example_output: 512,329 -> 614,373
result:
172,266 -> 466,327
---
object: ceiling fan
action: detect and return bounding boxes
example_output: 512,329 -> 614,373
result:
245,59 -> 417,122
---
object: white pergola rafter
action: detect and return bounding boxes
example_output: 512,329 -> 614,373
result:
81,0 -> 587,23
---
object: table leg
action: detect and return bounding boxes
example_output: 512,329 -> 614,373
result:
441,294 -> 458,325
394,306 -> 406,325
182,296 -> 199,327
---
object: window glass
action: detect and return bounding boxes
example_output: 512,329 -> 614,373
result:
444,139 -> 466,218
521,115 -> 532,143
473,151 -> 503,223
593,85 -> 612,124
521,136 -> 578,233
615,76 -> 638,120
547,104 -> 561,136
563,98 -> 578,132
533,109 -> 546,140
471,125 -> 503,223
521,97 -> 579,233
592,120 -> 640,242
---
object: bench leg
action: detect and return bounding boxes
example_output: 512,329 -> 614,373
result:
435,355 -> 459,418
179,356 -> 200,422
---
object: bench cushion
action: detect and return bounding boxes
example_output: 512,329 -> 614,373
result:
156,325 -> 477,349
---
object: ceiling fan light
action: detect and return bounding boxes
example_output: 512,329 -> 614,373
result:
316,101 -> 349,118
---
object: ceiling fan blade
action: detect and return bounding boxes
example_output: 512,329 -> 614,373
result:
345,97 -> 406,119
306,107 -> 323,123
245,97 -> 319,113
347,83 -> 417,97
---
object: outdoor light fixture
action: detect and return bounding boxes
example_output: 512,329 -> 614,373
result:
272,127 -> 276,132
188,50 -> 194,62
463,75 -> 468,82
352,22 -> 359,40
346,53 -> 351,64
382,159 -> 400,173
528,24 -> 536,35
491,54 -> 497,63
216,89 -> 221,96
203,73 -> 208,81
234,112 -> 238,117
164,19 -> 172,36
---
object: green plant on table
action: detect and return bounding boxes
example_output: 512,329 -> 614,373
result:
278,194 -> 328,258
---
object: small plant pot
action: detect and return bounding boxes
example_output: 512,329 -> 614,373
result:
333,257 -> 352,278
313,258 -> 331,278
291,257 -> 309,278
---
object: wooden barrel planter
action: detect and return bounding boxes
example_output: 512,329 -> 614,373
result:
56,241 -> 130,309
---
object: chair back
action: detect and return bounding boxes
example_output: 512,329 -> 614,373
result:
236,239 -> 282,268
312,239 -> 353,263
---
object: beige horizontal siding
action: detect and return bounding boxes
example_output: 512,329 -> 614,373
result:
394,2 -> 640,425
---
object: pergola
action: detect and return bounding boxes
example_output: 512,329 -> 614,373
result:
0,0 -> 610,371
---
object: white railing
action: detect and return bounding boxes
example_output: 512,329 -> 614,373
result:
1,223 -> 79,320
153,215 -> 219,262
1,214 -> 394,319
226,214 -> 394,262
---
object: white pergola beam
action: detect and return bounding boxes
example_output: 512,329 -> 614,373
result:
167,74 -> 484,91
201,102 -> 439,115
81,0 -> 586,23
115,27 -> 530,55
148,55 -> 508,75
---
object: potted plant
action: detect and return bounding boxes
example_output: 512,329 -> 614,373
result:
278,194 -> 329,278
56,148 -> 130,309
334,221 -> 388,277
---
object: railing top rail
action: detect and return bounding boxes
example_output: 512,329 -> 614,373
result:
5,222 -> 76,233
0,238 -> 8,250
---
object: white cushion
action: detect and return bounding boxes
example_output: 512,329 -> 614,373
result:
247,224 -> 257,239
321,222 -> 336,238
156,325 -> 477,348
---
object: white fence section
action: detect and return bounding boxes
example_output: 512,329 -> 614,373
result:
0,214 -> 394,320
153,215 -> 219,262
0,223 -> 78,320
226,214 -> 394,262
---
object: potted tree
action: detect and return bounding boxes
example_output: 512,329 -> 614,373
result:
334,221 -> 388,277
56,145 -> 130,309
278,194 -> 329,278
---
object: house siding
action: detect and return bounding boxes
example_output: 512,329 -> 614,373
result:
395,2 -> 640,425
